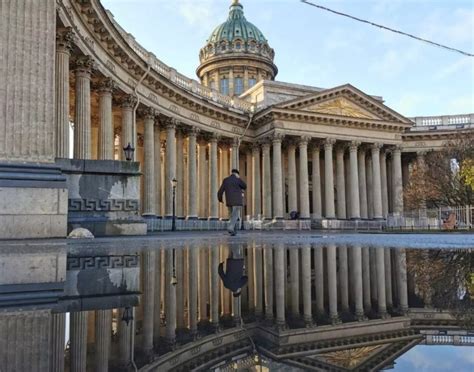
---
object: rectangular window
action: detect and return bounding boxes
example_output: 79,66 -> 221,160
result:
248,78 -> 256,88
220,78 -> 229,95
235,77 -> 244,95
209,80 -> 216,90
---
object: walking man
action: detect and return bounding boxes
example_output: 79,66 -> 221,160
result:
218,169 -> 247,236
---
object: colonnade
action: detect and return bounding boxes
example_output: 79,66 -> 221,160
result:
60,244 -> 409,371
55,29 -> 405,223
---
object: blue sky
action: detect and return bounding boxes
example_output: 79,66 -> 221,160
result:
393,345 -> 474,371
101,0 -> 473,117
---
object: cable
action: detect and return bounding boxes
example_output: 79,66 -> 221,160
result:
300,0 -> 473,57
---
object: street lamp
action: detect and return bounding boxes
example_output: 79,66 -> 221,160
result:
123,142 -> 135,161
171,178 -> 177,231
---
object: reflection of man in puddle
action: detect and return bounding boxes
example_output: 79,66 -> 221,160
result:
218,245 -> 248,297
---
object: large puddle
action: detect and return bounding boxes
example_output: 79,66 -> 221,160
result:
0,232 -> 472,371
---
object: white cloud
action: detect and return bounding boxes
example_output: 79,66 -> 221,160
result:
172,0 -> 222,32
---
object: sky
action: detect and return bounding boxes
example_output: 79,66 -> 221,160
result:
393,345 -> 474,371
101,0 -> 474,117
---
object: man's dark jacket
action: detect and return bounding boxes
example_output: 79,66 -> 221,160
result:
217,174 -> 247,207
218,258 -> 248,293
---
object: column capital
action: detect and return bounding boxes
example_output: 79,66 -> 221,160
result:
324,137 -> 336,149
164,117 -> 179,130
209,133 -> 220,143
121,94 -> 138,109
298,135 -> 311,147
271,132 -> 285,144
232,136 -> 240,147
185,126 -> 200,137
98,77 -> 116,94
261,140 -> 271,150
74,55 -> 95,75
140,107 -> 157,121
251,142 -> 261,153
335,143 -> 346,155
56,27 -> 75,54
391,144 -> 402,154
349,141 -> 361,152
371,142 -> 383,151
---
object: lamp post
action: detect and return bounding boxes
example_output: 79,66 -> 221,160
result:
123,142 -> 135,161
171,178 -> 177,231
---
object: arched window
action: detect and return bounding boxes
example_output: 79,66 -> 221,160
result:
220,77 -> 229,95
235,77 -> 244,95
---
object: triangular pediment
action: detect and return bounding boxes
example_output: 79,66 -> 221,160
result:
301,97 -> 379,119
276,84 -> 412,124
311,344 -> 386,370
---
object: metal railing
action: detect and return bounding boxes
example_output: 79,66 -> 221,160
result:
387,205 -> 473,230
105,10 -> 255,114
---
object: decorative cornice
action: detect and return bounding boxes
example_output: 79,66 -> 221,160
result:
140,107 -> 157,120
121,94 -> 138,109
98,77 -> 116,94
74,55 -> 95,74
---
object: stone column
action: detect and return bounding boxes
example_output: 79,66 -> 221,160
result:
164,119 -> 177,218
95,310 -> 111,372
142,250 -> 155,356
70,311 -> 88,372
380,150 -> 389,217
176,130 -> 185,218
198,138 -> 208,218
351,246 -> 365,320
188,246 -> 198,336
274,243 -> 286,329
338,246 -> 349,312
349,142 -> 361,219
247,246 -> 255,311
272,133 -> 284,219
245,148 -> 254,215
118,308 -> 134,367
376,248 -> 388,317
176,250 -> 185,329
336,145 -> 346,219
371,144 -> 384,219
263,244 -> 274,321
392,146 -> 404,214
366,155 -> 374,218
231,137 -> 239,170
210,245 -> 220,330
311,145 -> 322,219
301,244 -> 313,325
327,245 -> 340,323
97,78 -> 115,160
252,144 -> 261,217
362,247 -> 372,313
153,250 -> 162,346
142,109 -> 156,217
384,249 -> 393,309
287,142 -> 298,214
154,126 -> 163,218
395,248 -> 409,314
324,139 -> 336,218
120,95 -> 137,161
186,127 -> 199,219
262,141 -> 272,219
254,246 -> 264,317
358,148 -> 368,219
165,249 -> 177,346
199,247 -> 210,321
55,28 -> 73,158
51,313 -> 66,372
289,248 -> 299,317
299,137 -> 311,219
73,57 -> 94,160
209,134 -> 219,220
314,246 -> 325,314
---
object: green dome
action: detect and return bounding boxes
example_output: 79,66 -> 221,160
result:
207,0 -> 267,44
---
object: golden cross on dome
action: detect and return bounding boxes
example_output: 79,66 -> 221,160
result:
232,0 -> 240,4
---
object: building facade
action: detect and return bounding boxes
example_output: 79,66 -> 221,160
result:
0,0 -> 473,238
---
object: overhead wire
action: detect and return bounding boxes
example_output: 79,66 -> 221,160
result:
300,0 -> 473,57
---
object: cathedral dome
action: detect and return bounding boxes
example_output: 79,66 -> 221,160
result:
197,0 -> 277,96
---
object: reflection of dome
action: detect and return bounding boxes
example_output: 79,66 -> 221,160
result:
197,0 -> 277,97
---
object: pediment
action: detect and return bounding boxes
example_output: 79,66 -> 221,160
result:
300,97 -> 380,120
311,344 -> 386,370
276,84 -> 412,124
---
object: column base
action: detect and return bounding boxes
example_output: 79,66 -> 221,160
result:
273,216 -> 284,220
304,316 -> 315,327
350,217 -> 361,221
355,311 -> 367,321
299,217 -> 311,220
177,216 -> 186,220
142,214 -> 156,219
275,320 -> 288,332
164,215 -> 173,220
208,217 -> 219,221
186,216 -> 198,220
378,311 -> 391,319
330,314 -> 341,325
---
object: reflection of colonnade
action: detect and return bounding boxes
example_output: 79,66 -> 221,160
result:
62,244 -> 411,370
55,26 -> 407,223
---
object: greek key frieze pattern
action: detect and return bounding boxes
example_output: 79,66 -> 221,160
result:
67,255 -> 140,271
68,198 -> 139,212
